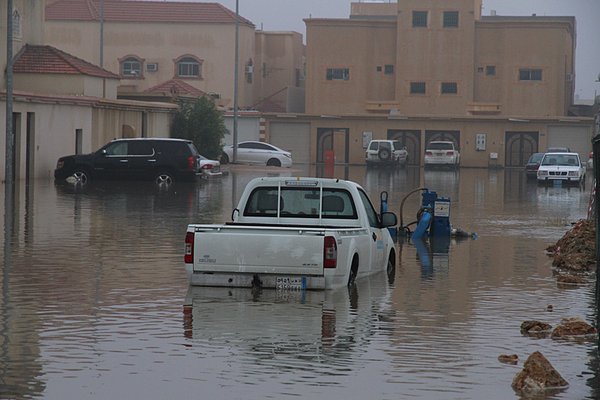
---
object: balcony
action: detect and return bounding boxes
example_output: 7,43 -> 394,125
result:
467,102 -> 502,115
365,100 -> 401,113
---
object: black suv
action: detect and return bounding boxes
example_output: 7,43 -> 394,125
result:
54,138 -> 201,186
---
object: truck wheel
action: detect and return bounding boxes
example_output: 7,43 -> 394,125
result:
347,256 -> 359,286
386,253 -> 396,284
220,153 -> 229,164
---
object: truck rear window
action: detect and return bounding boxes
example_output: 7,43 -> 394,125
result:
243,187 -> 357,219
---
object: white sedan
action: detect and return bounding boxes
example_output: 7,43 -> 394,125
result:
198,155 -> 222,178
221,141 -> 292,167
536,152 -> 585,185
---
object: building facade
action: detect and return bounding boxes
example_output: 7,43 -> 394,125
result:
44,0 -> 305,113
272,0 -> 592,167
0,0 -> 176,182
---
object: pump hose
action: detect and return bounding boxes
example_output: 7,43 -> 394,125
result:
399,187 -> 428,231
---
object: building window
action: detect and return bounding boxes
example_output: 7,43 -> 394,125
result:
245,60 -> 254,84
410,82 -> 426,94
384,65 -> 394,75
376,66 -> 382,72
326,68 -> 350,81
443,11 -> 459,28
412,11 -> 428,27
176,56 -> 202,78
441,82 -> 458,94
121,57 -> 142,78
519,68 -> 542,81
486,65 -> 496,76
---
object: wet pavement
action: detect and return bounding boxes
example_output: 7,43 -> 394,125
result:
1,165 -> 598,399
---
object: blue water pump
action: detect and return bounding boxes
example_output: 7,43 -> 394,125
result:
412,190 -> 451,239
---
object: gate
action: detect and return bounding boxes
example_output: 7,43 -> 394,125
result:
505,131 -> 539,167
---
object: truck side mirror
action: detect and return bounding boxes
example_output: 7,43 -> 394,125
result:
380,212 -> 397,228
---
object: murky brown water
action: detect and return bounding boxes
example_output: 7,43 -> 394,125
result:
1,166 -> 598,399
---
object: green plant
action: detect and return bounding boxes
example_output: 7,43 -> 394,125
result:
171,97 -> 225,159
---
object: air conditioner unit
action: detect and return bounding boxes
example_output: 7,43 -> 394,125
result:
146,63 -> 159,72
245,65 -> 254,74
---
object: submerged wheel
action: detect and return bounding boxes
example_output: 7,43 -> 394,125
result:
155,171 -> 174,187
220,153 -> 230,164
266,158 -> 281,167
70,169 -> 90,185
386,253 -> 396,285
347,256 -> 359,286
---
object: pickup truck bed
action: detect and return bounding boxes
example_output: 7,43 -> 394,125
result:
184,177 -> 397,290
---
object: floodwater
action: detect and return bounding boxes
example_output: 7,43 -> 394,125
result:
0,165 -> 598,399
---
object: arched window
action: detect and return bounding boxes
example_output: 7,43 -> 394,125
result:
12,10 -> 21,37
120,56 -> 143,78
176,56 -> 202,78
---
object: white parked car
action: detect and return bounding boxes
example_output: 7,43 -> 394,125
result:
536,152 -> 585,185
365,139 -> 408,166
221,141 -> 292,167
198,155 -> 222,178
424,141 -> 460,169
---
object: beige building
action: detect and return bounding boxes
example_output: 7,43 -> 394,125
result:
265,0 -> 592,167
0,0 -> 176,182
44,0 -> 305,113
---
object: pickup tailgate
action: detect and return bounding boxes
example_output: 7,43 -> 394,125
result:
191,225 -> 326,276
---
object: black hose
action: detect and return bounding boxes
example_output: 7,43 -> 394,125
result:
399,187 -> 427,230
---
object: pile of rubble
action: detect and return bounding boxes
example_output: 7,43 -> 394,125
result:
504,219 -> 598,396
546,219 -> 596,274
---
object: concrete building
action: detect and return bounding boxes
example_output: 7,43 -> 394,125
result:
44,0 -> 306,113
0,0 -> 176,182
263,0 -> 592,167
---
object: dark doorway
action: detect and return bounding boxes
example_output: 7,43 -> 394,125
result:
425,130 -> 461,151
317,128 -> 349,163
505,131 -> 539,167
388,129 -> 421,166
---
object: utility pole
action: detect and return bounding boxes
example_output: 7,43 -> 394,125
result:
232,0 -> 239,163
5,0 -> 14,187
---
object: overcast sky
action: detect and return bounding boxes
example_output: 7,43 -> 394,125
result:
217,0 -> 600,100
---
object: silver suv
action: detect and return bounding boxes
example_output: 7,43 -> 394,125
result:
365,139 -> 408,166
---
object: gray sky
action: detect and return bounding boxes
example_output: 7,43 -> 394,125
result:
218,0 -> 600,100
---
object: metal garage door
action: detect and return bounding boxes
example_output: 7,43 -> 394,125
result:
547,125 -> 592,159
269,122 -> 311,164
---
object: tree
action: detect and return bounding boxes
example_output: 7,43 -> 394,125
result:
170,96 -> 225,159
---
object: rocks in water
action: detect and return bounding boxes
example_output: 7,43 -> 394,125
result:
556,274 -> 587,286
520,320 -> 552,337
551,317 -> 597,340
546,219 -> 596,273
512,351 -> 568,394
498,354 -> 519,364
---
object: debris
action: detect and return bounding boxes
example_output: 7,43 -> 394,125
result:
520,320 -> 552,337
546,219 -> 595,273
498,354 -> 519,364
546,304 -> 553,312
556,274 -> 587,287
551,317 -> 597,340
512,351 -> 568,394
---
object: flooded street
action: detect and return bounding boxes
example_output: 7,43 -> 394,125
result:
1,166 -> 598,399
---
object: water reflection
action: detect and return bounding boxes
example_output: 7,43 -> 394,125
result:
0,167 -> 597,399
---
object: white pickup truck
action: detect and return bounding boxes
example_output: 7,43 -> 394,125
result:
184,177 -> 398,290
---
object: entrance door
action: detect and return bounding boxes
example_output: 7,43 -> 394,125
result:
388,129 -> 421,165
317,128 -> 349,163
505,131 -> 538,167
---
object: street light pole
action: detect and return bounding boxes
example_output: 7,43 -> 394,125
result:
232,0 -> 239,163
5,0 -> 14,187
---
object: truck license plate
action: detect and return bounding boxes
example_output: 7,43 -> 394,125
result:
276,276 -> 306,290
